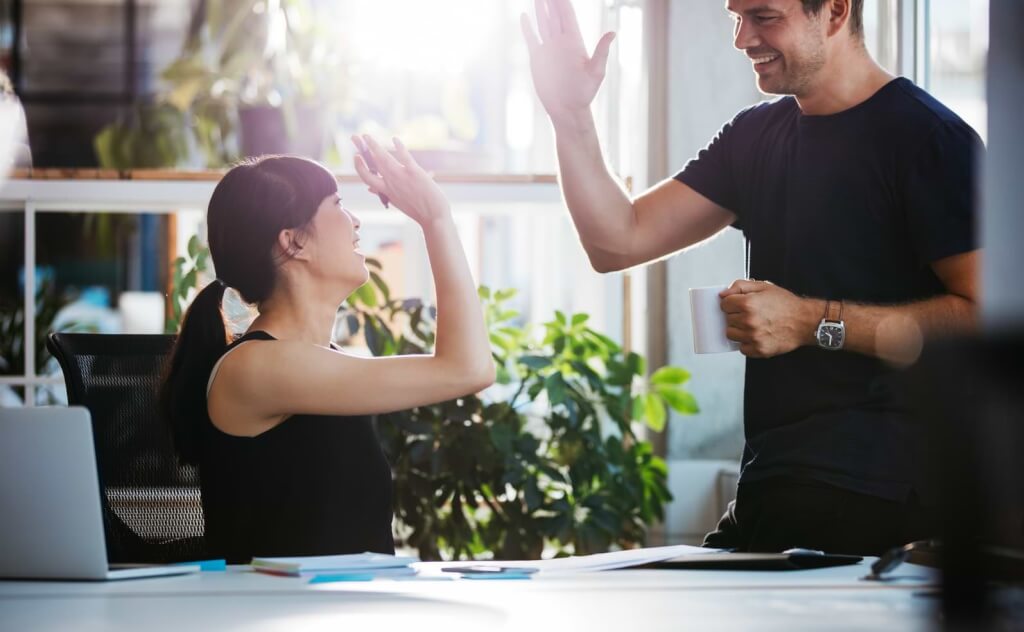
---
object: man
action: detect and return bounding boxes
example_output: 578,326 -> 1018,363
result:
521,0 -> 981,555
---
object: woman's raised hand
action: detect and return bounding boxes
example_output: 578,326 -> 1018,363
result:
520,0 -> 616,125
352,135 -> 451,227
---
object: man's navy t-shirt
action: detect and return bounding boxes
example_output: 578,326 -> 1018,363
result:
675,78 -> 981,502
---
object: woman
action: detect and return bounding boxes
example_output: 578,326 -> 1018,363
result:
160,136 -> 494,563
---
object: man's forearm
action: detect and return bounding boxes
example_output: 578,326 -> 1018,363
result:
798,294 -> 979,365
552,110 -> 636,272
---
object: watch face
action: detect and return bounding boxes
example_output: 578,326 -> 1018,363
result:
818,324 -> 845,349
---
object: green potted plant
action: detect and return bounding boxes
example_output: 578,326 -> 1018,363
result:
342,259 -> 698,560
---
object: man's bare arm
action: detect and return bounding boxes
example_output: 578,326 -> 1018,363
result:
553,112 -> 737,271
722,250 -> 980,364
523,0 -> 736,273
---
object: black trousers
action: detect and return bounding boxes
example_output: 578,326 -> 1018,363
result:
702,476 -> 939,556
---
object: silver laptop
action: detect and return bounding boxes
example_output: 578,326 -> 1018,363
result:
0,406 -> 200,580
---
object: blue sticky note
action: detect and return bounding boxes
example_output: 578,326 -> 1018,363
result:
175,559 -> 227,571
309,573 -> 376,584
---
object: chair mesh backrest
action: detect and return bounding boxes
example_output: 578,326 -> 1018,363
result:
47,333 -> 205,562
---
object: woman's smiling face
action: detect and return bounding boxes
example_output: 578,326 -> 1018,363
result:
305,191 -> 369,288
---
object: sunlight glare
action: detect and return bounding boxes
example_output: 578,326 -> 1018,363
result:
346,0 -> 498,74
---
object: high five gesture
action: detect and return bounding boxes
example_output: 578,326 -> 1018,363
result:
520,0 -> 616,125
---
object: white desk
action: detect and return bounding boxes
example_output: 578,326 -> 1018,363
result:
0,561 -> 940,631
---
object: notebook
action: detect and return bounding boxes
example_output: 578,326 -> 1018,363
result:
251,552 -> 419,580
0,406 -> 200,581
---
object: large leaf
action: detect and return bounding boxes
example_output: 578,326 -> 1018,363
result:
650,366 -> 691,386
351,282 -> 377,308
642,393 -> 667,432
519,355 -> 551,370
655,385 -> 700,415
545,372 -> 568,406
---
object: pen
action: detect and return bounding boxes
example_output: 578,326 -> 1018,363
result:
440,565 -> 538,575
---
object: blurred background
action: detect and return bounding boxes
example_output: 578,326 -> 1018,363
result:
0,0 -> 995,546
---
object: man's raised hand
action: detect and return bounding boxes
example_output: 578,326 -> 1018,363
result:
520,0 -> 616,125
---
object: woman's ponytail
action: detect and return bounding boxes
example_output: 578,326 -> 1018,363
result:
160,280 -> 229,464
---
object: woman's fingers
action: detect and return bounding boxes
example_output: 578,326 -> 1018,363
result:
390,137 -> 419,170
352,152 -> 386,193
362,134 -> 404,174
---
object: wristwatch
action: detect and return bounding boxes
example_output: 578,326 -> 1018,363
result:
815,300 -> 846,351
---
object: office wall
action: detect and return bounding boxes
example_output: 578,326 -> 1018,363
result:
982,0 -> 1024,328
662,0 -> 760,542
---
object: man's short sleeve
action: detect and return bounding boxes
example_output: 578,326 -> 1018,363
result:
902,120 -> 982,265
673,114 -> 745,224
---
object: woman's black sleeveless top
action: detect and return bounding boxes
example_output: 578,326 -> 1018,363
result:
199,330 -> 395,563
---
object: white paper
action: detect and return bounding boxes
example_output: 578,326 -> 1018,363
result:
414,544 -> 719,576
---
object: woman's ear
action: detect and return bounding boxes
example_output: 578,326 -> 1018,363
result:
276,228 -> 311,262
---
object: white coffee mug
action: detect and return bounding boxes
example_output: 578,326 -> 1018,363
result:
689,286 -> 741,354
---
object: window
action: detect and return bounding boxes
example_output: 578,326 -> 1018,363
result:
863,0 -> 899,74
863,0 -> 989,141
319,0 -> 649,339
926,0 -> 989,140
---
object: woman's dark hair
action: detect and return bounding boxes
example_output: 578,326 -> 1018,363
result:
160,155 -> 338,463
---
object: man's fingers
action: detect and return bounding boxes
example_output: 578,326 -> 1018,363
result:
724,312 -> 748,328
520,13 -> 541,53
544,0 -> 563,35
722,278 -> 765,297
534,0 -> 552,42
551,0 -> 583,40
739,343 -> 760,357
587,31 -> 616,77
719,294 -> 746,314
725,326 -> 750,343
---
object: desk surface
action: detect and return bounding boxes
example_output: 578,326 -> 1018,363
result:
0,561 -> 940,631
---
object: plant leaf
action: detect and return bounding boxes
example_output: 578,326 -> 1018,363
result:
519,355 -> 551,370
651,366 -> 691,386
643,393 -> 667,432
545,372 -> 568,406
655,386 -> 700,415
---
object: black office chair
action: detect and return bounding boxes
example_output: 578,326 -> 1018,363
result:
47,332 -> 206,563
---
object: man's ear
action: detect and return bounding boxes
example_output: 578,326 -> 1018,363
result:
826,0 -> 852,38
276,228 -> 311,262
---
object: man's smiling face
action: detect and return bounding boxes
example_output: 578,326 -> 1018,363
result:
727,0 -> 830,97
